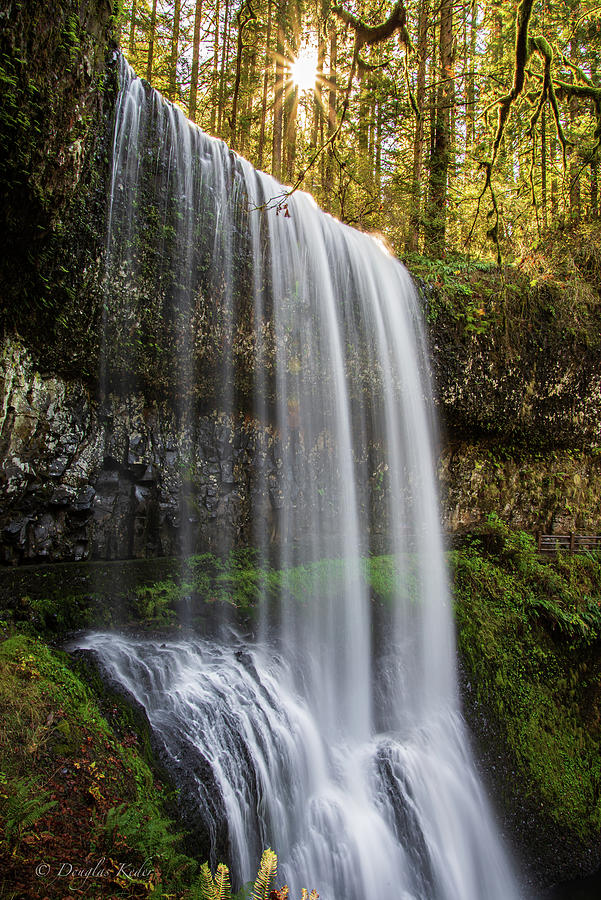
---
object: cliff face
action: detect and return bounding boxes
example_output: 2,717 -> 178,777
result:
2,0 -> 601,563
421,247 -> 601,537
0,0 -> 115,378
0,339 -> 279,563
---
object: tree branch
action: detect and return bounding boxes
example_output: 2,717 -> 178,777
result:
332,1 -> 412,51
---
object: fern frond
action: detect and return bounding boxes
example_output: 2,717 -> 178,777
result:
252,848 -> 277,900
199,862 -> 217,900
214,862 -> 232,900
4,777 -> 57,843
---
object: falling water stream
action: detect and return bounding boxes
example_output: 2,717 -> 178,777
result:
76,57 -> 523,899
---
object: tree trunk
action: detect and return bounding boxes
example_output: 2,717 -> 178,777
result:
541,104 -> 547,229
231,1 -> 254,151
272,0 -> 287,180
325,22 -> 337,199
310,17 -> 325,191
283,3 -> 299,182
407,0 -> 429,252
591,55 -> 598,219
146,0 -> 158,84
217,0 -> 231,135
569,36 -> 581,220
230,6 -> 244,149
358,66 -> 368,155
240,43 -> 256,156
169,0 -> 182,101
285,87 -> 299,182
375,99 -> 381,199
465,1 -> 477,150
258,0 -> 273,169
550,130 -> 558,217
210,0 -> 221,132
128,0 -> 137,56
425,0 -> 453,253
188,0 -> 204,121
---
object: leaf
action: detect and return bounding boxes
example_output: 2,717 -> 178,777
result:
199,862 -> 217,900
252,849 -> 278,900
215,863 -> 232,900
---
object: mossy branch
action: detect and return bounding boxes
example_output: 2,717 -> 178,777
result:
489,0 -> 535,167
332,1 -> 412,51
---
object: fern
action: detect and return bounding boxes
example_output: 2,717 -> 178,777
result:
103,800 -> 191,882
3,776 -> 56,844
198,861 -> 232,900
214,862 -> 232,900
198,850 -> 316,900
199,862 -> 217,900
252,848 -> 278,900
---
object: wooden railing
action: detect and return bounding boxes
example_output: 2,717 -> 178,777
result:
537,533 -> 601,556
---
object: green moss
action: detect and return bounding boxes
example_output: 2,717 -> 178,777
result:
451,515 -> 601,839
0,632 -> 202,896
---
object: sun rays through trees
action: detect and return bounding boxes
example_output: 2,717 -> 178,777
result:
118,0 -> 601,260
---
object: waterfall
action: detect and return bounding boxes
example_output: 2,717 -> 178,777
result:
79,56 -> 523,899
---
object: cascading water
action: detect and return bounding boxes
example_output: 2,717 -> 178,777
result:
79,56 -> 524,899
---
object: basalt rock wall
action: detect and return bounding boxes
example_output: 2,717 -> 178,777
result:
3,0 -> 601,563
4,334 -> 601,564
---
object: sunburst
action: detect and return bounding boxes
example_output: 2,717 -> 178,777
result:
290,44 -> 319,93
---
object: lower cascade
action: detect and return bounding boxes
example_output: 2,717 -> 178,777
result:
78,56 -> 523,899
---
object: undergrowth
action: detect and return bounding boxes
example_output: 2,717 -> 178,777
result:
406,221 -> 601,349
0,633 -> 199,897
451,514 -> 601,839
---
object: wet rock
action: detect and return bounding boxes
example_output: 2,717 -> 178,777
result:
50,485 -> 76,506
4,517 -> 30,542
73,485 -> 96,513
49,456 -> 69,477
134,484 -> 152,512
220,460 -> 234,484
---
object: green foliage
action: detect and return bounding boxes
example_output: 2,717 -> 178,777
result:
103,798 -> 193,882
198,850 -> 314,900
23,591 -> 94,632
62,12 -> 81,65
119,0 -> 601,257
199,862 -> 233,900
252,848 -> 278,900
0,633 -> 198,896
1,774 -> 57,848
452,515 -> 601,837
135,579 -> 180,624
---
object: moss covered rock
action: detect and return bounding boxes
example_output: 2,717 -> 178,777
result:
0,631 -> 202,897
452,516 -> 601,884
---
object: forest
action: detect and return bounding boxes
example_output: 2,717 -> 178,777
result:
118,0 -> 601,260
3,1 -> 601,897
